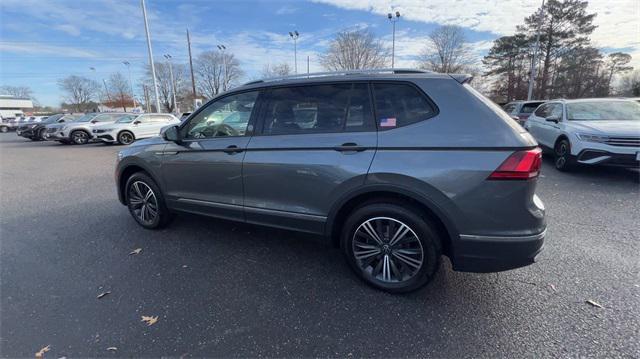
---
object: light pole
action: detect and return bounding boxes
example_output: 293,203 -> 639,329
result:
387,11 -> 400,68
217,44 -> 227,92
527,0 -> 545,101
89,67 -> 101,111
122,61 -> 137,111
288,31 -> 299,74
164,54 -> 178,114
141,0 -> 161,112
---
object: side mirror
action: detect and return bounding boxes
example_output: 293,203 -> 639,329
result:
133,120 -> 141,125
163,125 -> 181,142
545,116 -> 560,123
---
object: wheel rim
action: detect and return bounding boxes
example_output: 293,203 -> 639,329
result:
1,127 -> 7,133
352,217 -> 424,283
556,142 -> 568,167
120,133 -> 133,144
128,181 -> 159,225
73,132 -> 88,144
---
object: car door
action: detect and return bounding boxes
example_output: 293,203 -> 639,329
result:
130,114 -> 156,138
242,82 -> 377,234
527,104 -> 550,145
160,90 -> 261,221
536,103 -> 562,147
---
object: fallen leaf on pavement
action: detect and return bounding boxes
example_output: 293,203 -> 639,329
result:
549,284 -> 557,292
106,347 -> 118,352
97,291 -> 111,299
129,248 -> 142,255
141,315 -> 159,326
35,345 -> 50,358
586,299 -> 603,308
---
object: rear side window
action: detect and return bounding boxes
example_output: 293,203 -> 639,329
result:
372,83 -> 436,130
261,83 -> 374,135
521,102 -> 543,114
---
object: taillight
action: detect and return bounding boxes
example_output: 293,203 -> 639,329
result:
488,148 -> 542,180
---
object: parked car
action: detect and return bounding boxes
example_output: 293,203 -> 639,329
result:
56,113 -> 127,145
179,112 -> 191,122
16,114 -> 78,141
525,98 -> 640,171
92,113 -> 179,145
503,100 -> 545,126
115,69 -> 546,293
0,118 -> 18,133
44,113 -> 96,143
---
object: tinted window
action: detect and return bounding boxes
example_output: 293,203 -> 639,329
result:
534,104 -> 550,117
185,91 -> 258,139
262,83 -> 373,135
521,102 -> 544,114
373,83 -> 436,129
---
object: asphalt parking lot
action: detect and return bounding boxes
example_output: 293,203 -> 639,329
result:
0,133 -> 638,358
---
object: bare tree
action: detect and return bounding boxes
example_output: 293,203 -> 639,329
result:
419,25 -> 472,73
57,75 -> 100,112
106,72 -> 133,111
195,51 -> 244,99
604,52 -> 633,94
0,85 -> 34,99
321,29 -> 389,70
616,69 -> 640,96
145,62 -> 188,112
262,63 -> 292,78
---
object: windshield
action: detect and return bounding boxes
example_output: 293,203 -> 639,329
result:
116,114 -> 138,123
567,101 -> 640,121
74,114 -> 98,123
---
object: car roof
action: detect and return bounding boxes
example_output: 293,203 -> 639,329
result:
235,69 -> 460,92
549,98 -> 637,103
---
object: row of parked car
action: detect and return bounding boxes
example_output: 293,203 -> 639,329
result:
9,112 -> 187,145
502,97 -> 640,172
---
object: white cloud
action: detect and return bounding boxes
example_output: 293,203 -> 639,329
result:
53,24 -> 81,36
276,5 -> 298,15
313,0 -> 640,52
0,43 -> 97,58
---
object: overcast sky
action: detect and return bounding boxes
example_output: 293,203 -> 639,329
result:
1,0 -> 638,106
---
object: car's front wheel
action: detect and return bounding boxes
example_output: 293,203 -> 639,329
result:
341,201 -> 442,293
71,130 -> 90,145
118,131 -> 135,145
0,126 -> 8,133
554,138 -> 575,171
125,172 -> 172,229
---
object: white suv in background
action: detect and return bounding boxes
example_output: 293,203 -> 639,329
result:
92,113 -> 179,145
525,98 -> 640,171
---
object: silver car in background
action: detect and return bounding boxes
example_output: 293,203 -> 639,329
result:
92,113 -> 180,145
55,113 -> 127,144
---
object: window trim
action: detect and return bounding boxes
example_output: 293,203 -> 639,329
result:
178,89 -> 264,141
254,81 -> 376,137
370,80 -> 440,131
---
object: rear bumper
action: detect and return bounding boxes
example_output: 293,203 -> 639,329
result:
451,229 -> 545,273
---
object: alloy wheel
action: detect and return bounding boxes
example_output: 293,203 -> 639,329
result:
555,141 -> 568,168
352,217 -> 424,283
120,132 -> 134,145
73,131 -> 89,144
128,181 -> 159,225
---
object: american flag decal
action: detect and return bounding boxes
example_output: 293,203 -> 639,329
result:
380,117 -> 397,127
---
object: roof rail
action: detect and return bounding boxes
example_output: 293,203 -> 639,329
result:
243,68 -> 431,86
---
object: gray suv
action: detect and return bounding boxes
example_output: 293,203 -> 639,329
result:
115,69 -> 546,293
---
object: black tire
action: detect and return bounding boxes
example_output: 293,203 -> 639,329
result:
554,138 -> 575,171
38,128 -> 46,140
341,201 -> 442,293
125,172 -> 173,229
0,126 -> 8,133
118,131 -> 135,145
71,130 -> 90,145
58,140 -> 71,145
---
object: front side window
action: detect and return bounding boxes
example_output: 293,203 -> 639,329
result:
534,104 -> 550,118
185,91 -> 259,139
373,83 -> 436,130
566,101 -> 640,121
116,115 -> 137,123
261,83 -> 373,135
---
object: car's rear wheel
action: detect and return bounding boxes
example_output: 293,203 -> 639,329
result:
71,130 -> 90,145
125,172 -> 172,229
118,131 -> 135,145
341,202 -> 442,293
38,128 -> 46,140
0,126 -> 8,133
554,138 -> 575,171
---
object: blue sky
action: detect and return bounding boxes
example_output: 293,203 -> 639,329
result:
1,0 -> 638,106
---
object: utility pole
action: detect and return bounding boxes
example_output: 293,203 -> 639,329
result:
141,0 -> 161,112
388,11 -> 401,68
186,28 -> 197,108
289,31 -> 299,74
307,56 -> 310,75
217,45 -> 227,92
527,0 -> 545,101
164,54 -> 178,114
122,61 -> 137,111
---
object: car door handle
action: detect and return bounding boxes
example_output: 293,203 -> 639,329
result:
223,145 -> 244,154
334,143 -> 366,152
